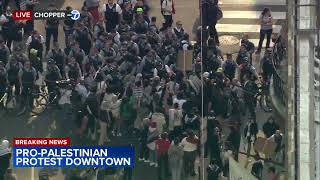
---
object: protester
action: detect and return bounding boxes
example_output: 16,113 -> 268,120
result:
256,8 -> 273,54
155,132 -> 171,180
263,116 -> 280,138
168,137 -> 183,180
244,117 -> 258,158
181,131 -> 199,176
251,154 -> 264,180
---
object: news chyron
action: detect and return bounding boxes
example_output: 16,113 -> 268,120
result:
12,9 -> 81,21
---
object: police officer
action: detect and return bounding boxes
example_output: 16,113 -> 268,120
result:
44,59 -> 62,103
0,40 -> 10,65
65,56 -> 82,80
12,45 -> 28,65
68,42 -> 86,67
82,47 -> 103,74
6,57 -> 23,96
45,4 -> 59,52
18,61 -> 37,109
102,0 -> 122,32
47,42 -> 66,77
26,30 -> 45,59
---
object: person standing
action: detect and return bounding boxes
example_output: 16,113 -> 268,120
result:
202,0 -> 220,45
45,4 -> 59,53
263,116 -> 280,138
102,0 -> 122,32
180,131 -> 199,176
18,61 -> 37,110
168,138 -> 183,180
161,0 -> 174,28
256,8 -> 273,54
84,0 -> 100,24
147,122 -> 160,167
26,30 -> 45,59
251,154 -> 264,180
155,132 -> 171,180
244,117 -> 258,158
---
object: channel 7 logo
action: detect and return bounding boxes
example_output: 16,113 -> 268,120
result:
67,10 -> 81,21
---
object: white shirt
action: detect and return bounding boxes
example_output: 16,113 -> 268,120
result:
173,98 -> 186,109
26,35 -> 45,46
168,109 -> 183,130
58,89 -> 72,105
161,0 -> 173,15
75,84 -> 88,101
102,3 -> 122,14
180,136 -> 198,152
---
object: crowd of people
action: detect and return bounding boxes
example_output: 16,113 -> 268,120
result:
0,0 -> 285,179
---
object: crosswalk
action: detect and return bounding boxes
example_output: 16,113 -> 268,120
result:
217,0 -> 287,47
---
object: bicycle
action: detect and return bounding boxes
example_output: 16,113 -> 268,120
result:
0,86 -> 17,112
31,79 -> 76,115
255,79 -> 273,113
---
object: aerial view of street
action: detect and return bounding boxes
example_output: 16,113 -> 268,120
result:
0,0 -> 319,180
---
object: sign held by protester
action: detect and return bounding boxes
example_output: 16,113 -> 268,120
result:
229,157 -> 258,180
177,50 -> 193,72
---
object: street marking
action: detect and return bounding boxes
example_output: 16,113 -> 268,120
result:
31,167 -> 34,180
219,0 -> 286,5
216,24 -> 282,33
222,11 -> 286,19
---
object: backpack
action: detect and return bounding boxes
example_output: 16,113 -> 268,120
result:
216,6 -> 223,20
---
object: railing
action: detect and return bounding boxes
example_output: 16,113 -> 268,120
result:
271,36 -> 287,106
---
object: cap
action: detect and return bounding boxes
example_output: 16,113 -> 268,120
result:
1,139 -> 9,149
203,72 -> 210,78
136,7 -> 144,13
216,67 -> 223,73
226,52 -> 232,56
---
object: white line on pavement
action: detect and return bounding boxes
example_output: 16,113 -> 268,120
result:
219,0 -> 286,5
222,11 -> 286,19
216,24 -> 282,33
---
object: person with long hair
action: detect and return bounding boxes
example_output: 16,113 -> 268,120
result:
256,8 -> 273,54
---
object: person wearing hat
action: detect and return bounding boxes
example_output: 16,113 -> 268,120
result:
102,0 -> 122,32
222,52 -> 237,80
26,30 -> 45,59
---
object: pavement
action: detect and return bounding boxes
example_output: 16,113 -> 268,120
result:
0,0 -> 288,179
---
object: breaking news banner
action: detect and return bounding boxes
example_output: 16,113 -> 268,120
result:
12,138 -> 134,168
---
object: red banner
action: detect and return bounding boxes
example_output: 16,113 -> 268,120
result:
13,138 -> 71,147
